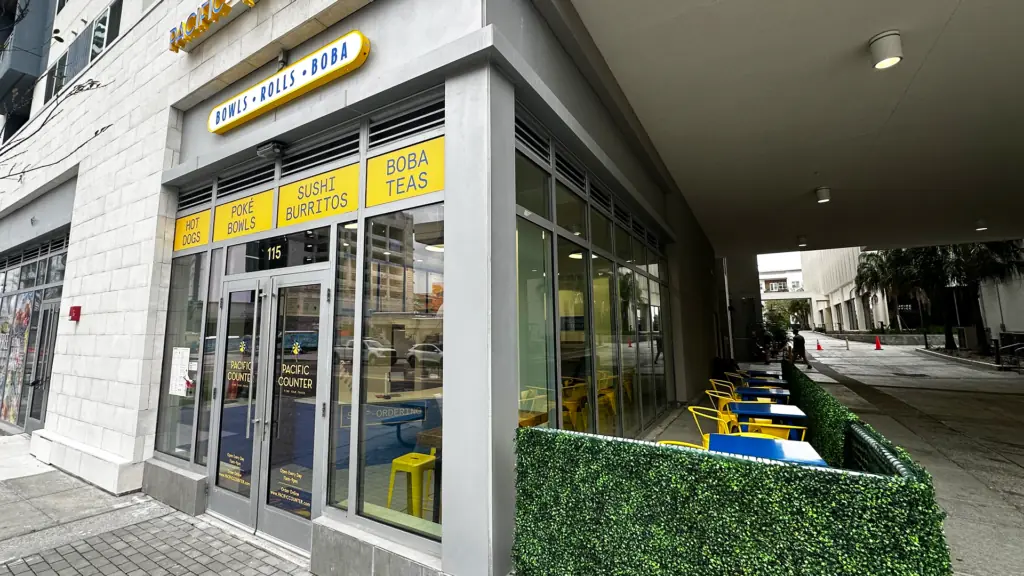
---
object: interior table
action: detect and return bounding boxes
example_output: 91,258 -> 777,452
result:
734,387 -> 790,403
708,434 -> 828,467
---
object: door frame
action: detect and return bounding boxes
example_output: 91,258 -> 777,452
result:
252,270 -> 331,550
207,276 -> 266,529
24,301 -> 59,434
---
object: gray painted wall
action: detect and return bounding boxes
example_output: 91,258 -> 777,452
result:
484,0 -> 667,227
179,0 -> 483,160
0,177 -> 76,254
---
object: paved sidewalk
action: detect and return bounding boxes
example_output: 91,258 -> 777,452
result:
0,434 -> 312,576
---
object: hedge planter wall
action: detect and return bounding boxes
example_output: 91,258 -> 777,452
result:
781,362 -> 857,466
514,427 -> 951,576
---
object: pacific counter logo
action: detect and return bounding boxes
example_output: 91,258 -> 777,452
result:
208,31 -> 370,134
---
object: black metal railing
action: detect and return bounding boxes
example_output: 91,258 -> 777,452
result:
844,422 -> 913,479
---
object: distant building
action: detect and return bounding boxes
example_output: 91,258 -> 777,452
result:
800,248 -> 890,332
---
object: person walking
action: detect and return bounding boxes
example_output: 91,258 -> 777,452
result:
792,328 -> 808,365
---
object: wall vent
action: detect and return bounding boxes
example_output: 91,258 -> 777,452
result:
0,233 -> 70,271
368,99 -> 444,149
178,183 -> 213,212
217,163 -> 275,199
590,182 -> 612,212
514,116 -> 549,161
282,131 -> 359,177
613,205 -> 631,227
555,152 -> 586,191
631,220 -> 646,239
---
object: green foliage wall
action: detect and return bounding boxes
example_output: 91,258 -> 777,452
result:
514,427 -> 951,576
782,362 -> 858,467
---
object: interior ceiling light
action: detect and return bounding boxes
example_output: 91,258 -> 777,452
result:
869,31 -> 903,69
797,235 -> 808,248
815,186 -> 831,204
425,243 -> 445,253
344,222 -> 358,229
975,219 -> 988,232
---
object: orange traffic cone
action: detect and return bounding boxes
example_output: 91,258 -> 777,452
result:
816,340 -> 823,351
875,336 -> 883,351
628,337 -> 632,348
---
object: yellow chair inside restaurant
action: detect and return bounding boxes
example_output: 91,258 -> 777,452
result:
386,449 -> 437,519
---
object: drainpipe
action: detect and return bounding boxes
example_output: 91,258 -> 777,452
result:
723,259 -> 735,358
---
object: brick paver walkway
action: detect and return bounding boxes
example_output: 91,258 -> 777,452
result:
0,512 -> 310,576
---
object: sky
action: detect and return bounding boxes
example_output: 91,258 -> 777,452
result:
757,251 -> 802,273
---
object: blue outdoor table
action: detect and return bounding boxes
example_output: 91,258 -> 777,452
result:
745,369 -> 782,378
735,387 -> 790,403
708,434 -> 828,467
745,377 -> 788,386
728,402 -> 807,439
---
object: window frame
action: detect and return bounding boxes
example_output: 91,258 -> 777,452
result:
43,0 -> 123,104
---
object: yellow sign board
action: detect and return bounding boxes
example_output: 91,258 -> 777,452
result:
173,209 -> 211,251
208,31 -> 370,134
277,164 -> 359,228
366,137 -> 445,207
213,190 -> 273,242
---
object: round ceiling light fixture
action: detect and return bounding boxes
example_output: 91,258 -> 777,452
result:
815,186 -> 831,204
975,219 -> 988,232
869,31 -> 903,69
797,235 -> 809,248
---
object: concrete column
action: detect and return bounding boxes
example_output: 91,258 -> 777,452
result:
721,252 -> 761,361
442,62 -> 517,576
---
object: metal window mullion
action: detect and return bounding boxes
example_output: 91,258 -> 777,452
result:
189,251 -> 213,464
346,118 -> 370,518
584,203 -> 598,434
610,264 -> 624,437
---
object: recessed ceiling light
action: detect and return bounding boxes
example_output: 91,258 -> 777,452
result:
815,186 -> 831,204
797,235 -> 808,248
975,219 -> 988,232
425,243 -> 445,253
869,31 -> 903,70
344,222 -> 358,229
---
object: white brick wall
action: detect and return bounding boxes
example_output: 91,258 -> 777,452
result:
6,0 -> 382,493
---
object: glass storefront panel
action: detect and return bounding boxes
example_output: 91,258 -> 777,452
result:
632,239 -> 647,275
265,283 -> 321,518
615,226 -> 631,263
617,267 -> 640,436
1,292 -> 35,425
515,218 -> 556,429
226,227 -> 330,274
196,248 -> 223,465
329,223 -> 359,510
17,291 -> 41,427
650,281 -> 666,414
47,253 -> 66,284
4,268 -> 19,292
19,262 -> 37,289
555,184 -> 587,239
557,238 -> 591,433
591,208 -> 613,254
515,152 -> 550,219
592,255 -> 618,436
636,274 -> 655,427
216,289 -> 260,497
357,204 -> 444,539
155,253 -> 207,460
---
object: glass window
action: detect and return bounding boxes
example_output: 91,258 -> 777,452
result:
0,272 -> 5,292
557,238 -> 591,433
36,259 -> 49,285
195,248 -> 223,465
615,226 -> 632,263
43,286 -> 62,300
91,8 -> 108,60
0,296 -> 14,416
617,267 -> 640,436
556,184 -> 587,239
19,262 -> 37,289
328,223 -> 360,510
226,227 -> 330,274
358,204 -> 443,539
17,291 -> 42,427
107,0 -> 122,44
591,208 -> 612,254
47,253 -> 66,285
636,275 -> 655,427
515,152 -> 549,219
155,253 -> 207,460
216,288 -> 260,496
516,218 -> 556,429
1,292 -> 37,426
650,282 -> 666,414
592,256 -> 618,436
4,268 -> 18,293
632,239 -> 646,273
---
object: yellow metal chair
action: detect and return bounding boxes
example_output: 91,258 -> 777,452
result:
726,371 -> 776,390
657,440 -> 705,450
387,449 -> 436,519
689,406 -> 732,448
736,421 -> 808,441
709,379 -> 735,395
705,389 -> 734,412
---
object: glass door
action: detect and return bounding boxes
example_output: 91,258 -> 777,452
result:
25,302 -> 59,434
208,278 -> 266,528
254,273 -> 329,549
206,272 -> 329,551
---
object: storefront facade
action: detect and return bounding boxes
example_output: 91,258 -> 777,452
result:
0,0 -> 717,574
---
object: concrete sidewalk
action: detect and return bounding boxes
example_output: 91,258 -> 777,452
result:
0,434 -> 312,575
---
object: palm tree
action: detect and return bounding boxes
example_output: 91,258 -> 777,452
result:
942,242 -> 1024,354
786,299 -> 812,329
855,250 -> 914,331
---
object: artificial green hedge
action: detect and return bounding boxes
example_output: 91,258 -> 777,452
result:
781,361 -> 858,467
514,427 -> 951,576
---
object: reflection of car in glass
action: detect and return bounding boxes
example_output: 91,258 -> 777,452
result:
337,339 -> 396,364
282,331 -> 318,352
407,343 -> 442,368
